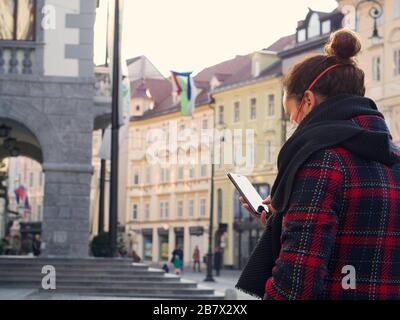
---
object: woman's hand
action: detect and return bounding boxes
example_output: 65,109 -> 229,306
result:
262,195 -> 277,214
239,195 -> 276,227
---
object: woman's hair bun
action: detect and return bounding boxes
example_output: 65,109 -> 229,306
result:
325,28 -> 362,60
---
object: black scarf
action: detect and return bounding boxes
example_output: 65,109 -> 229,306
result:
235,94 -> 400,299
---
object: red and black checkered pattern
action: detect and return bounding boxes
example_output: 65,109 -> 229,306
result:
264,115 -> 400,300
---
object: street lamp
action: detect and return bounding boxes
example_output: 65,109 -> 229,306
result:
204,102 -> 216,283
355,0 -> 383,41
204,100 -> 227,282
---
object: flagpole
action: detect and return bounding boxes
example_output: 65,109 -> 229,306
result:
98,0 -> 110,236
109,0 -> 120,257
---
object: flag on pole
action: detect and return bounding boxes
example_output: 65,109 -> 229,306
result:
171,71 -> 198,117
14,185 -> 31,218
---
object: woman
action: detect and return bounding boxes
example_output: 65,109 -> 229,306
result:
237,28 -> 400,300
32,234 -> 41,257
173,253 -> 183,275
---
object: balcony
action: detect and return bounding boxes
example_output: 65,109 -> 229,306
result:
0,41 -> 42,75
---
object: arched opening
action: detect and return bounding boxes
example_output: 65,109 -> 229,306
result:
0,119 -> 45,257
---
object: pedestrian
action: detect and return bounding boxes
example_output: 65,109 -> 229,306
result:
21,234 -> 33,255
173,253 -> 182,275
161,263 -> 169,273
192,246 -> 201,272
213,247 -> 222,276
32,234 -> 41,257
237,28 -> 400,300
171,245 -> 184,272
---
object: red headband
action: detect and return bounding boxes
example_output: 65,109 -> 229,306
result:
295,63 -> 343,123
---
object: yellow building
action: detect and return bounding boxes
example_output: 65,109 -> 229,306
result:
337,0 -> 400,144
125,56 -> 252,266
210,8 -> 345,268
210,51 -> 285,268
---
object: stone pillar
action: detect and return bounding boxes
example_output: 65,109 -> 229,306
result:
184,226 -> 190,266
168,226 -> 175,261
153,227 -> 159,263
41,164 -> 92,258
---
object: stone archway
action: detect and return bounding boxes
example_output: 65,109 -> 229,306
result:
0,98 -> 92,258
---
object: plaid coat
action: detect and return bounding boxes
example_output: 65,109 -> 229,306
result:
264,114 -> 400,300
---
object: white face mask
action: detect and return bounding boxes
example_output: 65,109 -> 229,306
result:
286,121 -> 299,139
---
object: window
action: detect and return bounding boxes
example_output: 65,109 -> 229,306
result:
200,199 -> 206,217
178,166 -> 184,180
144,203 -> 150,220
250,98 -> 257,120
297,28 -> 306,42
267,94 -> 275,117
165,202 -> 169,218
372,56 -> 381,81
233,190 -> 247,221
133,170 -> 139,185
188,199 -> 194,217
132,204 -> 139,220
233,133 -> 243,166
160,168 -> 170,183
234,102 -> 240,122
202,119 -> 208,129
160,202 -> 164,219
189,166 -> 195,179
145,166 -> 151,184
308,13 -> 320,39
160,201 -> 169,219
0,0 -> 36,41
322,20 -> 331,34
200,164 -> 207,177
247,142 -> 255,167
395,0 -> 400,18
218,105 -> 224,125
266,141 -> 274,164
177,200 -> 183,218
394,49 -> 400,76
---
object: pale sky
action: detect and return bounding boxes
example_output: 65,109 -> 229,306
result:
94,0 -> 338,77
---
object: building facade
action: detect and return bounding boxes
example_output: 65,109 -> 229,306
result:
6,157 -> 44,223
337,0 -> 400,144
0,0 -> 97,257
127,104 -> 214,266
210,51 -> 285,268
125,55 -> 252,266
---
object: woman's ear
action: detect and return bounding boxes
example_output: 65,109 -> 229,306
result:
302,90 -> 317,112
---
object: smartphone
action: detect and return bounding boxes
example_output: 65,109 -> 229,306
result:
227,173 -> 269,215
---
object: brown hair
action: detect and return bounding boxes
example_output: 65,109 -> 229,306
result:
283,28 -> 366,102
